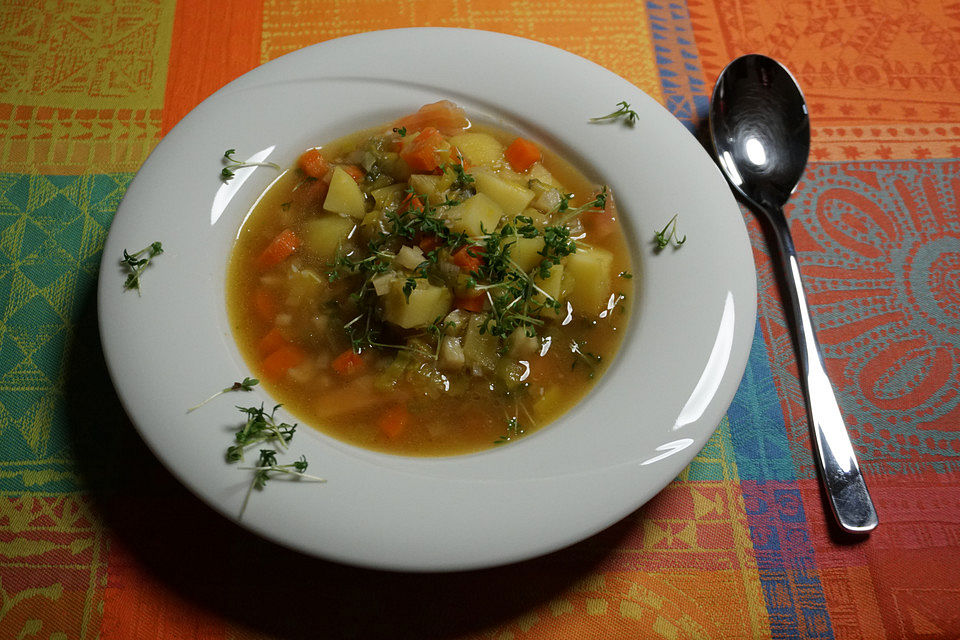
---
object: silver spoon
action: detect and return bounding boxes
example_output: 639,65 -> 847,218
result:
709,54 -> 878,534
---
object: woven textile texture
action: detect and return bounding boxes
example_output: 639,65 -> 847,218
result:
1,1 -> 958,638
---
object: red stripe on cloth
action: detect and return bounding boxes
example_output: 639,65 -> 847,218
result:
100,536 -> 227,640
161,0 -> 263,135
798,473 -> 960,639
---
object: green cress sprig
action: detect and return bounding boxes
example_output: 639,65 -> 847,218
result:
327,190 -> 469,352
570,340 -> 603,379
590,101 -> 640,126
323,134 -> 610,351
220,149 -> 281,182
238,449 -> 325,517
226,404 -> 324,518
184,378 -> 323,517
227,403 -> 297,462
187,377 -> 259,413
469,188 -> 608,339
121,241 -> 164,295
494,416 -> 525,444
654,213 -> 686,250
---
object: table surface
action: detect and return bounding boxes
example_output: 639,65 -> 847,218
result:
2,1 -> 958,639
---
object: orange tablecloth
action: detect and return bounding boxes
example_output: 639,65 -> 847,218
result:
2,1 -> 959,638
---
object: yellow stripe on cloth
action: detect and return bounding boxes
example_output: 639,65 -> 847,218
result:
261,0 -> 665,103
0,0 -> 176,174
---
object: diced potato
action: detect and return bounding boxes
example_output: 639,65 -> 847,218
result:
395,245 -> 426,270
474,169 -> 535,217
302,215 -> 356,260
323,166 -> 367,219
360,209 -> 386,236
286,268 -> 326,301
463,313 -> 498,374
442,309 -> 467,334
448,132 -> 505,166
381,279 -> 453,329
371,184 -> 404,209
496,358 -> 526,390
432,166 -> 458,198
527,163 -> 561,188
508,236 -> 546,272
533,263 -> 564,318
439,336 -> 465,371
409,173 -> 442,198
534,263 -> 564,301
530,186 -> 564,214
564,246 -> 613,315
371,271 -> 396,296
446,192 -> 504,236
507,327 -> 539,358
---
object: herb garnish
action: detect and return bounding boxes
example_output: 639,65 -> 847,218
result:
619,271 -> 633,279
227,404 -> 297,463
449,163 -> 475,190
571,340 -> 602,378
494,416 -> 525,444
121,241 -> 163,294
590,101 -> 640,126
654,214 -> 686,249
393,126 -> 407,137
320,142 -> 610,359
220,149 -> 281,181
239,449 -> 325,516
470,188 -> 608,339
187,377 -> 259,413
327,191 -> 471,351
226,404 -> 324,518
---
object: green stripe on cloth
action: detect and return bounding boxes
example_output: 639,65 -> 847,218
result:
0,173 -> 132,493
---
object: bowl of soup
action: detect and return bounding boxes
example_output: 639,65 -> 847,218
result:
98,28 -> 756,571
228,100 -> 633,456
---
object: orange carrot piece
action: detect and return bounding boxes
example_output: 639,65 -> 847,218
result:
399,192 -> 424,213
258,228 -> 300,269
342,164 -> 365,182
448,145 -> 467,167
455,294 -> 486,312
252,288 -> 277,321
260,343 -> 306,380
504,137 -> 541,173
257,327 -> 288,355
583,207 -> 617,240
450,245 -> 485,271
378,403 -> 410,439
418,234 -> 441,252
298,148 -> 329,179
291,177 -> 329,208
399,127 -> 446,173
393,100 -> 469,135
331,349 -> 365,376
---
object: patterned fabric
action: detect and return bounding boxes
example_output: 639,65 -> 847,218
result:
1,0 -> 958,638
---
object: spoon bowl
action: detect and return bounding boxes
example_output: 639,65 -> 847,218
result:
709,54 -> 878,534
710,56 -> 810,212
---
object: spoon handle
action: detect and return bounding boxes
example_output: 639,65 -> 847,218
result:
767,207 -> 879,534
